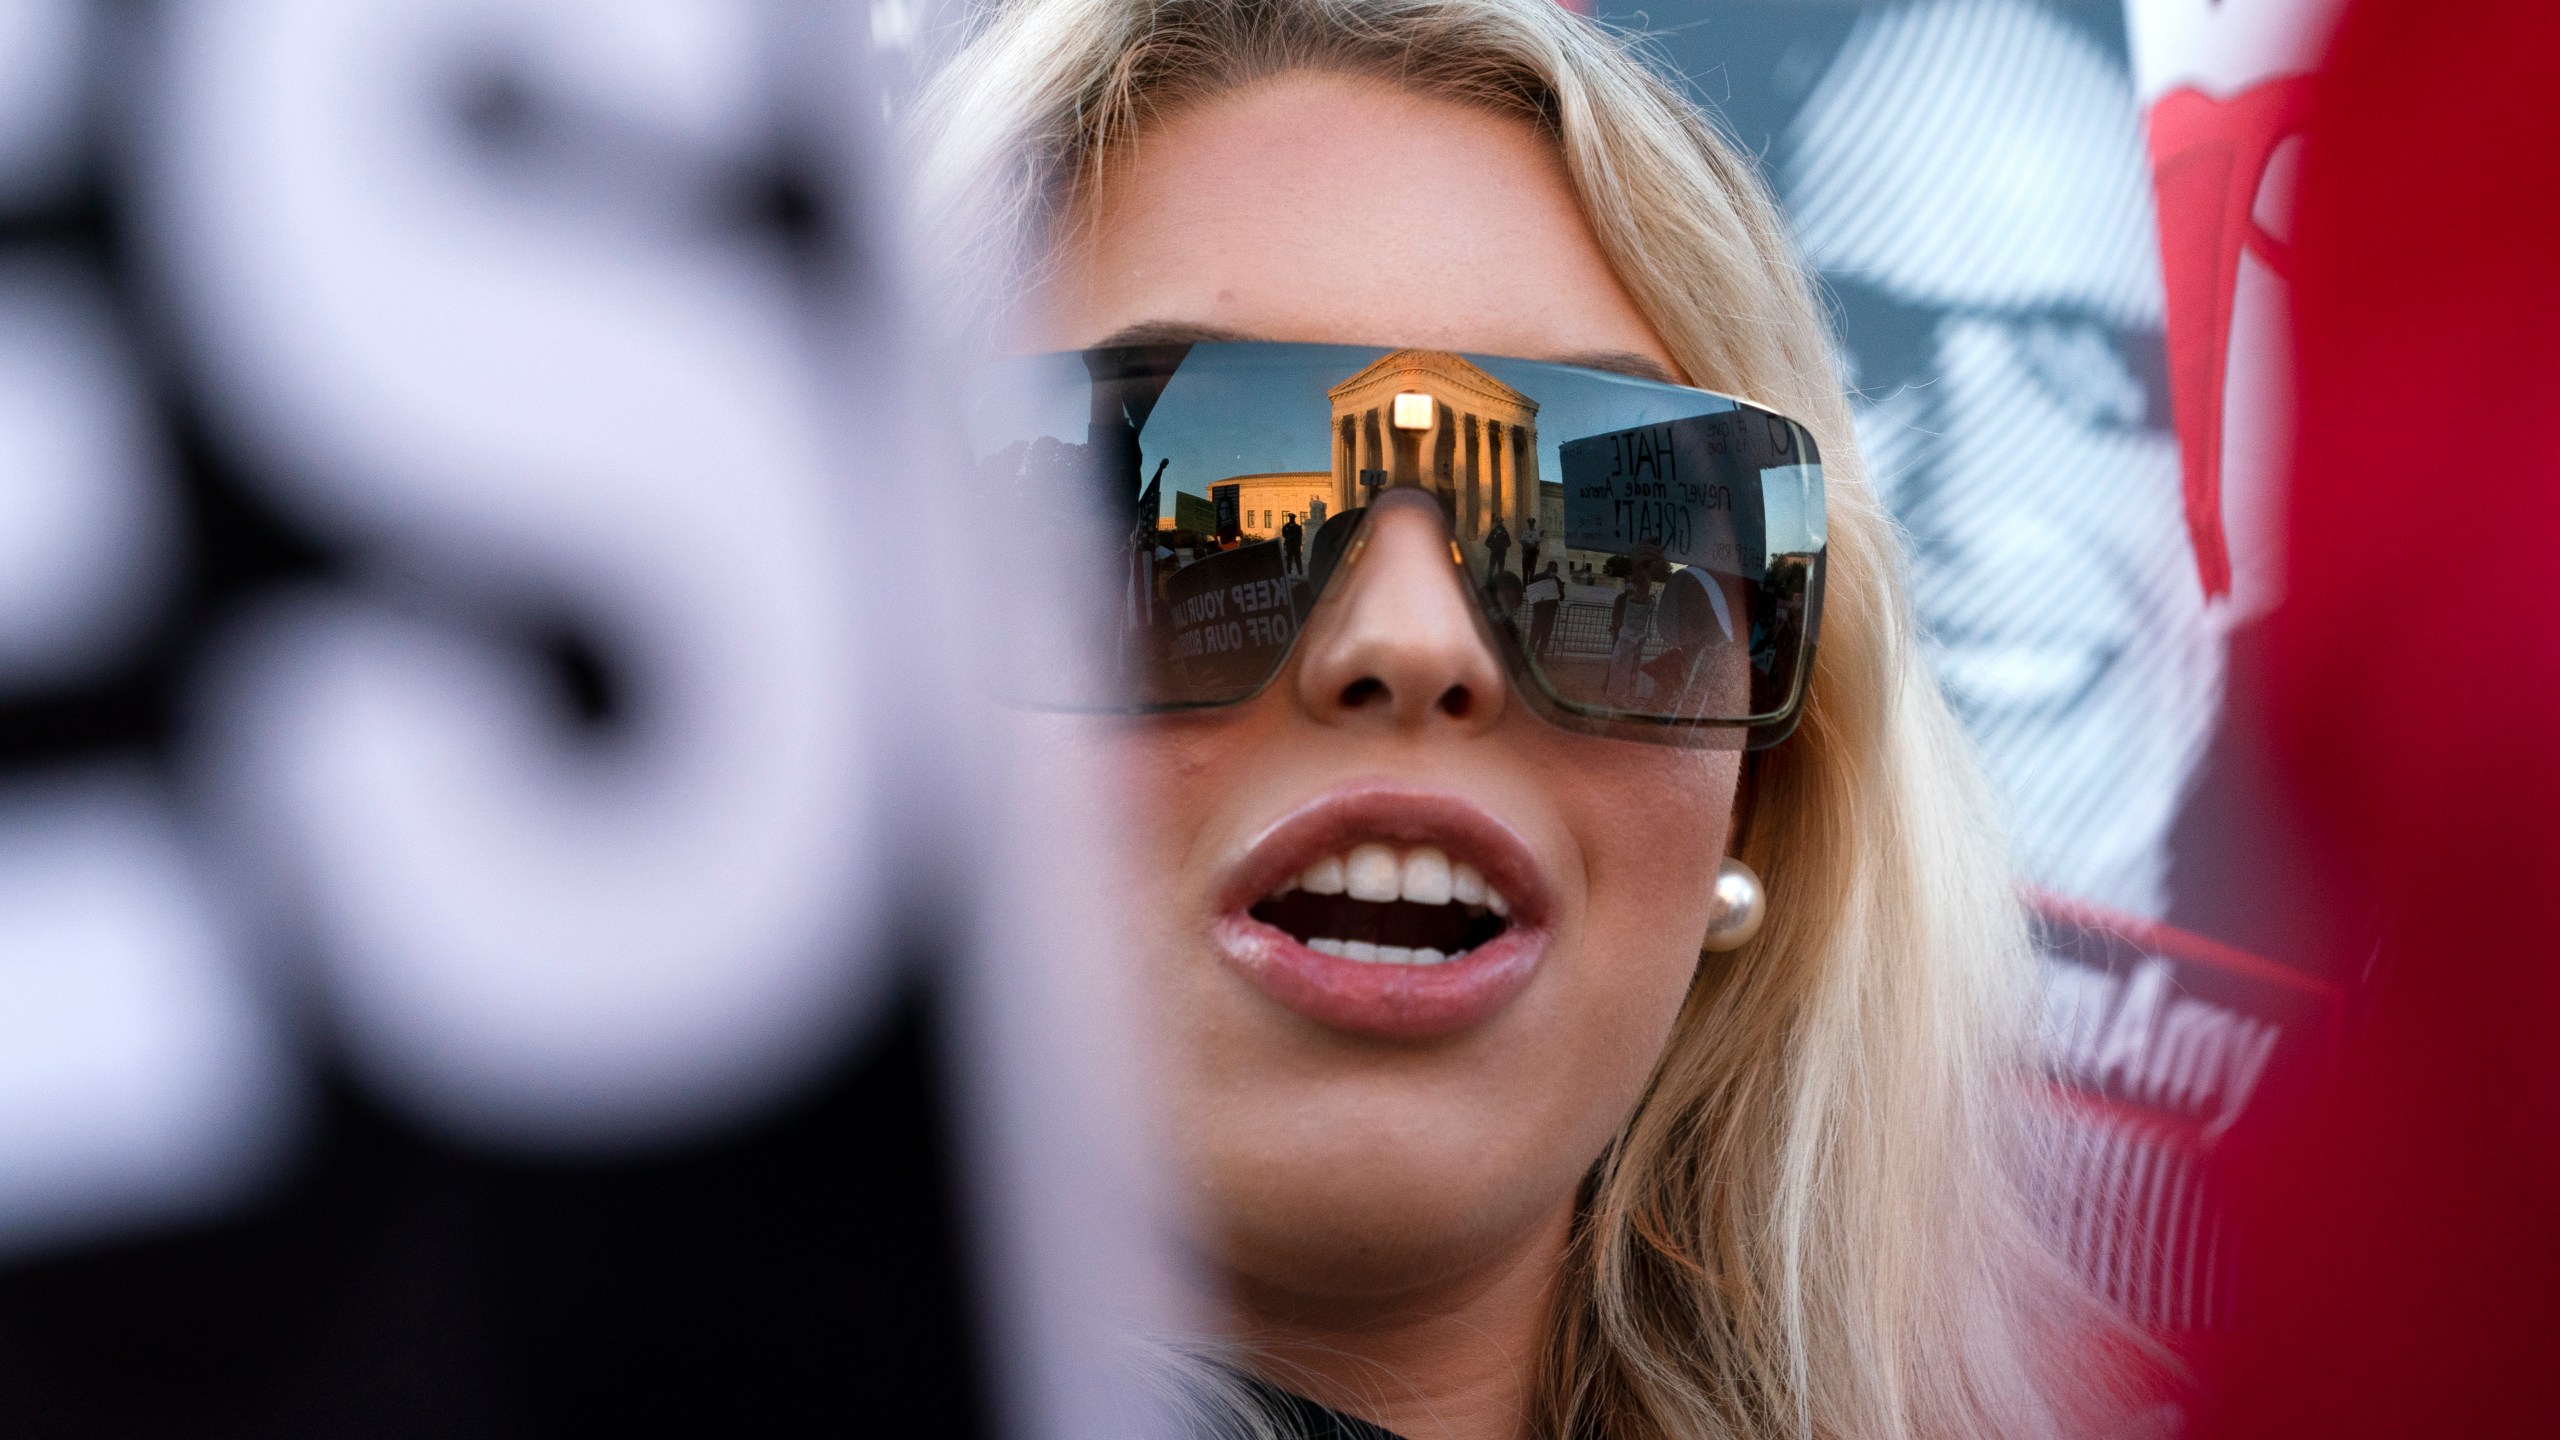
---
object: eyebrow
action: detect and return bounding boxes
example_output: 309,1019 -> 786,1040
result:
1087,323 -> 1687,385
1090,320 -> 1262,347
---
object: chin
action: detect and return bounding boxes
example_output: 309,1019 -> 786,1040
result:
1178,1090 -> 1578,1305
1208,1189 -> 1536,1306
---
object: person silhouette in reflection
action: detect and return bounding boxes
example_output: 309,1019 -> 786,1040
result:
1640,567 -> 1739,715
1492,570 -> 1525,629
1524,561 -> 1564,658
1605,553 -> 1659,705
1282,511 -> 1305,574
1520,516 -> 1544,582
1484,514 -> 1511,581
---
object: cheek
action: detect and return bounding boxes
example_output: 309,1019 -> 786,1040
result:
1082,713 -> 1229,874
1549,739 -> 1740,1041
1005,714 -> 1226,997
1097,711 -> 1288,1007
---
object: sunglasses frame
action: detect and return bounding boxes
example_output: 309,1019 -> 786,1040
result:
981,342 -> 1829,752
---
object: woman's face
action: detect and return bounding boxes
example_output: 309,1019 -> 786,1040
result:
1038,74 -> 1742,1307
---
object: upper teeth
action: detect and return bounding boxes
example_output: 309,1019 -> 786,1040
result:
1282,843 -> 1508,915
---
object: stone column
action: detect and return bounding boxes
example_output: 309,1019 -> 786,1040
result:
1362,408 -> 1385,503
1336,414 -> 1357,518
1432,401 -> 1456,510
1505,422 -> 1525,550
1462,415 -> 1481,536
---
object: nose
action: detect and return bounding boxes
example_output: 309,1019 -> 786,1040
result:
1293,493 -> 1507,737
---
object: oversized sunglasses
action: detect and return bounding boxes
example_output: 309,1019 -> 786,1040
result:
968,341 -> 1826,750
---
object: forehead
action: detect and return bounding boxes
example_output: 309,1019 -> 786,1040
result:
1033,71 -> 1679,377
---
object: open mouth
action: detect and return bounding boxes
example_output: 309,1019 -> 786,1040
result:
1248,842 -> 1512,965
1216,786 -> 1549,1037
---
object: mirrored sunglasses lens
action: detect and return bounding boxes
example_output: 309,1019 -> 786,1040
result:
969,344 -> 1819,728
1450,406 -> 1821,727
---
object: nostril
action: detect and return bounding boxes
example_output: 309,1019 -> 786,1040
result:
1437,685 -> 1472,718
1339,677 -> 1387,709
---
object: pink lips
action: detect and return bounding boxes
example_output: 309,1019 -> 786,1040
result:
1213,786 -> 1552,1039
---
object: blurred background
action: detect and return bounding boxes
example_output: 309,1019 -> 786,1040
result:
1586,0 -> 2345,1350
0,0 -> 2547,1435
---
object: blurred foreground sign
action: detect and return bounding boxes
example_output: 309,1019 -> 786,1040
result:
0,1 -> 995,1431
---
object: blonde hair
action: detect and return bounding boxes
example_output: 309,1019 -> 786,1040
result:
912,2 -> 2151,1435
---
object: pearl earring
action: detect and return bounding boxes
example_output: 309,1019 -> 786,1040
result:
1699,857 -> 1766,952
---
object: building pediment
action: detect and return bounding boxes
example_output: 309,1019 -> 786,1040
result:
1324,349 -> 1541,550
1325,349 -> 1540,423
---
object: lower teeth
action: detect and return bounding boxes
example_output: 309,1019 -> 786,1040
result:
1306,938 -> 1457,965
1252,892 -> 1504,965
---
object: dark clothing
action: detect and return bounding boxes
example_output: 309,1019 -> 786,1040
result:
1521,541 -> 1541,581
1529,598 -> 1561,656
1281,519 -> 1305,574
